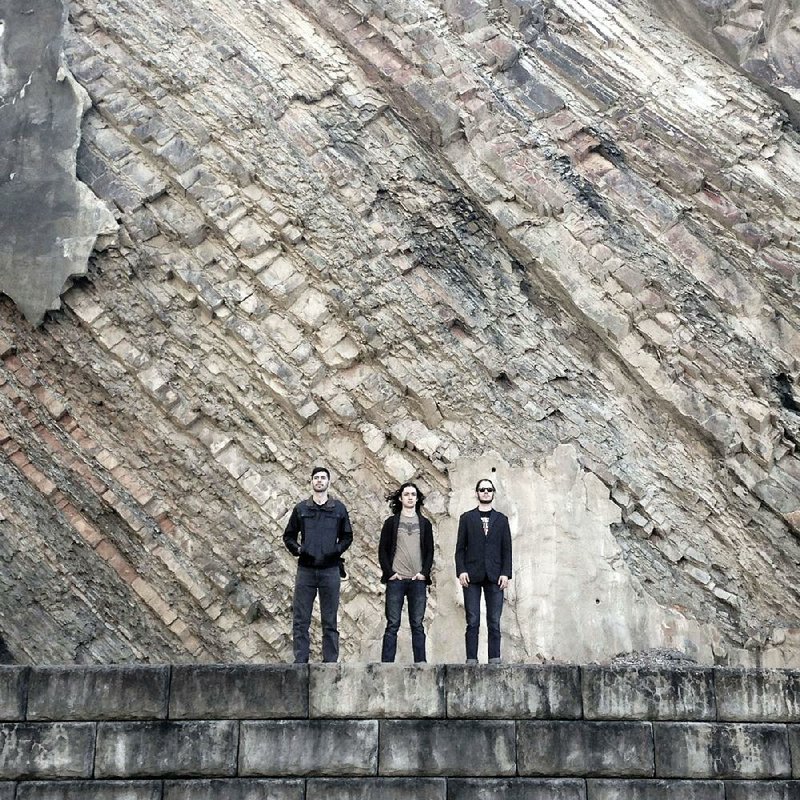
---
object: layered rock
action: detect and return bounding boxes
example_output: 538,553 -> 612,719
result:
0,0 -> 798,665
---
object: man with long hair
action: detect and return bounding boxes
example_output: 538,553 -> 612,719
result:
455,478 -> 512,663
378,482 -> 434,663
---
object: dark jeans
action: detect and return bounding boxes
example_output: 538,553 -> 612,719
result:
381,578 -> 427,663
463,579 -> 504,661
292,564 -> 341,663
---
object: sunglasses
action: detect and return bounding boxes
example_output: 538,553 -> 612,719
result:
478,487 -> 494,493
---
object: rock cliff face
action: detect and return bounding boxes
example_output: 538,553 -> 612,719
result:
0,0 -> 798,666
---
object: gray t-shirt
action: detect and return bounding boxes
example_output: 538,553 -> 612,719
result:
392,515 -> 422,578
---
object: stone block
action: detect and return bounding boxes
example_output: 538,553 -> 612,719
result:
310,664 -> 444,718
170,664 -> 307,719
447,664 -> 581,719
0,784 -> 14,800
505,64 -> 564,118
163,779 -> 304,800
95,721 -> 237,778
379,720 -> 515,776
0,667 -> 28,720
0,723 -> 95,779
585,779 -> 724,798
239,720 -> 378,776
16,781 -> 162,799
788,727 -> 800,776
725,782 -> 800,799
450,778 -> 586,799
27,666 -> 168,721
517,721 -> 654,777
716,669 -> 800,721
654,722 -> 790,779
306,778 -> 447,800
583,667 -> 715,720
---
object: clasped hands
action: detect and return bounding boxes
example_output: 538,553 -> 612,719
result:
459,573 -> 509,590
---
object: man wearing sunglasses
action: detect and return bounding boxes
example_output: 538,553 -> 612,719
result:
455,478 -> 513,663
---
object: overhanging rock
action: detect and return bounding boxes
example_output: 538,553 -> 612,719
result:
0,0 -> 115,326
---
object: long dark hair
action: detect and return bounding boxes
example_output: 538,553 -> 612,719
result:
386,482 -> 426,515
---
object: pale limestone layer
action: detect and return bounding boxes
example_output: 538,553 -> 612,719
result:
423,447 -> 718,665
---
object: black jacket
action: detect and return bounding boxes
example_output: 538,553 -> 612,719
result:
283,497 -> 353,569
455,508 -> 512,583
378,512 -> 434,585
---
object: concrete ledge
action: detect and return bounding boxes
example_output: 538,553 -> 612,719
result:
724,782 -> 800,799
788,727 -> 800,777
16,781 -> 161,799
163,779 -> 304,799
0,723 -> 95,779
94,721 -> 238,778
654,722 -> 790,779
0,667 -> 28,721
716,670 -> 800,722
449,778 -> 586,799
310,664 -> 444,718
585,779 -> 724,799
517,721 -> 654,777
446,665 -> 581,719
170,665 -> 307,719
239,720 -> 378,776
379,720 -> 516,776
27,666 -> 169,721
306,778 -> 447,800
583,667 -> 715,720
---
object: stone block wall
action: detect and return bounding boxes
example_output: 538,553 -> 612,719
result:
3,664 -> 800,798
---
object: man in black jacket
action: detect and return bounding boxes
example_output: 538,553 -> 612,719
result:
283,466 -> 353,663
455,478 -> 512,663
378,482 -> 434,663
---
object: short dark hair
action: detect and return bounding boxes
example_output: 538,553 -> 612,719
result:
311,466 -> 330,479
475,478 -> 495,493
386,482 -> 426,515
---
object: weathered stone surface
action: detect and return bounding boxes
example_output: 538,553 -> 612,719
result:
449,778 -> 586,799
517,721 -> 654,777
654,722 -> 790,779
306,778 -> 447,800
163,779 -> 304,800
0,722 -> 95,779
583,667 -> 715,720
16,781 -> 162,799
27,666 -> 168,721
655,2 -> 800,124
239,721 -> 378,776
1,0 -> 800,673
787,727 -> 800,777
0,784 -> 15,800
310,664 -> 444,718
725,782 -> 800,800
0,668 -> 28,721
716,670 -> 800,721
379,720 -> 516,776
447,664 -> 581,719
170,664 -> 307,719
0,0 -> 116,324
94,721 -> 238,778
585,780 -> 724,799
